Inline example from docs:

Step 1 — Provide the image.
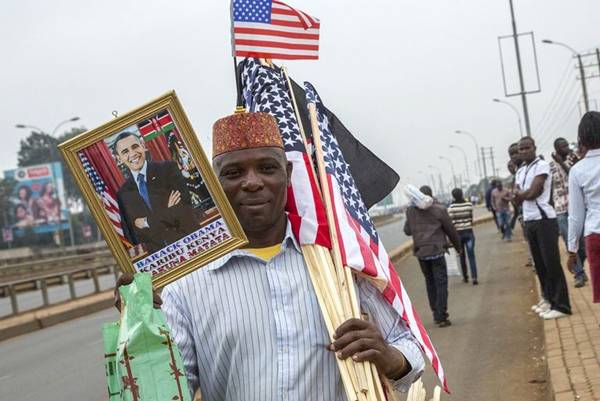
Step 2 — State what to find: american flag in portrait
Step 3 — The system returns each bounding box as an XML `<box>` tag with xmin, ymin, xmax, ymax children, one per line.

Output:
<box><xmin>231</xmin><ymin>0</ymin><xmax>320</xmax><ymax>60</ymax></box>
<box><xmin>304</xmin><ymin>82</ymin><xmax>449</xmax><ymax>393</ymax></box>
<box><xmin>78</xmin><ymin>151</ymin><xmax>129</xmax><ymax>246</ymax></box>
<box><xmin>240</xmin><ymin>58</ymin><xmax>330</xmax><ymax>247</ymax></box>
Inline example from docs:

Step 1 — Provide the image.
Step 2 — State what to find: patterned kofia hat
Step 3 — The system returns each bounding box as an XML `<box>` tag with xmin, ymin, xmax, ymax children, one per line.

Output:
<box><xmin>212</xmin><ymin>112</ymin><xmax>283</xmax><ymax>158</ymax></box>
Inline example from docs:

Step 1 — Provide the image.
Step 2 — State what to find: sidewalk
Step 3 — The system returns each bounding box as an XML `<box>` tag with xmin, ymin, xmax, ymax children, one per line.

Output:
<box><xmin>544</xmin><ymin>261</ymin><xmax>600</xmax><ymax>401</ymax></box>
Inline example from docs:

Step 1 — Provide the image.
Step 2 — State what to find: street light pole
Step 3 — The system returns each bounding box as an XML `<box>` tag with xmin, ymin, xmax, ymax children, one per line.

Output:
<box><xmin>449</xmin><ymin>145</ymin><xmax>470</xmax><ymax>186</ymax></box>
<box><xmin>439</xmin><ymin>155</ymin><xmax>458</xmax><ymax>189</ymax></box>
<box><xmin>455</xmin><ymin>130</ymin><xmax>482</xmax><ymax>181</ymax></box>
<box><xmin>492</xmin><ymin>98</ymin><xmax>524</xmax><ymax>137</ymax></box>
<box><xmin>508</xmin><ymin>0</ymin><xmax>532</xmax><ymax>137</ymax></box>
<box><xmin>542</xmin><ymin>39</ymin><xmax>589</xmax><ymax>113</ymax></box>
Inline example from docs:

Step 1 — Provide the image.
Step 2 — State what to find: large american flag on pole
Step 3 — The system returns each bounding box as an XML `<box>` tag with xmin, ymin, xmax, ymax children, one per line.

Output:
<box><xmin>78</xmin><ymin>151</ymin><xmax>128</xmax><ymax>245</ymax></box>
<box><xmin>232</xmin><ymin>0</ymin><xmax>320</xmax><ymax>60</ymax></box>
<box><xmin>240</xmin><ymin>58</ymin><xmax>330</xmax><ymax>247</ymax></box>
<box><xmin>304</xmin><ymin>82</ymin><xmax>449</xmax><ymax>393</ymax></box>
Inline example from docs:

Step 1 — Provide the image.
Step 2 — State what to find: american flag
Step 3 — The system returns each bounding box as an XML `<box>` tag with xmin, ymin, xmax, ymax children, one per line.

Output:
<box><xmin>304</xmin><ymin>82</ymin><xmax>449</xmax><ymax>393</ymax></box>
<box><xmin>240</xmin><ymin>58</ymin><xmax>330</xmax><ymax>247</ymax></box>
<box><xmin>232</xmin><ymin>0</ymin><xmax>320</xmax><ymax>60</ymax></box>
<box><xmin>78</xmin><ymin>151</ymin><xmax>128</xmax><ymax>244</ymax></box>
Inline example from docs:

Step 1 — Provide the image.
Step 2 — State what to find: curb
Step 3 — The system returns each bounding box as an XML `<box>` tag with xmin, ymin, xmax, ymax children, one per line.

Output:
<box><xmin>388</xmin><ymin>214</ymin><xmax>494</xmax><ymax>262</ymax></box>
<box><xmin>0</xmin><ymin>291</ymin><xmax>113</xmax><ymax>342</ymax></box>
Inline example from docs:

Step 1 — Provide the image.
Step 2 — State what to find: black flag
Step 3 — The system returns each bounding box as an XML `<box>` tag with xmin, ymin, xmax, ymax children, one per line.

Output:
<box><xmin>290</xmin><ymin>79</ymin><xmax>399</xmax><ymax>209</ymax></box>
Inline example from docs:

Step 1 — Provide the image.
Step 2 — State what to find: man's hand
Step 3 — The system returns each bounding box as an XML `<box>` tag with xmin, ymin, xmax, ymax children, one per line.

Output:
<box><xmin>134</xmin><ymin>217</ymin><xmax>148</xmax><ymax>229</ymax></box>
<box><xmin>328</xmin><ymin>318</ymin><xmax>409</xmax><ymax>380</ymax></box>
<box><xmin>567</xmin><ymin>253</ymin><xmax>578</xmax><ymax>274</ymax></box>
<box><xmin>167</xmin><ymin>190</ymin><xmax>181</xmax><ymax>208</ymax></box>
<box><xmin>114</xmin><ymin>273</ymin><xmax>163</xmax><ymax>312</ymax></box>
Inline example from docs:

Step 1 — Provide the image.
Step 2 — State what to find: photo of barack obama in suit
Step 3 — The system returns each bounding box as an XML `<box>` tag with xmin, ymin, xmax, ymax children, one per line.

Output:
<box><xmin>113</xmin><ymin>132</ymin><xmax>199</xmax><ymax>254</ymax></box>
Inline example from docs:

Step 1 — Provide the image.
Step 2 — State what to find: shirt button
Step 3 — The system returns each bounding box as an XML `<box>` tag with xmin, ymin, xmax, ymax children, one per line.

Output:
<box><xmin>282</xmin><ymin>347</ymin><xmax>288</xmax><ymax>353</ymax></box>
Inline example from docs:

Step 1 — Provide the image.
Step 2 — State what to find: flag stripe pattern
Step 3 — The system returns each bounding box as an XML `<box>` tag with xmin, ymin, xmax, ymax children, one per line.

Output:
<box><xmin>232</xmin><ymin>0</ymin><xmax>320</xmax><ymax>60</ymax></box>
<box><xmin>304</xmin><ymin>82</ymin><xmax>449</xmax><ymax>393</ymax></box>
<box><xmin>138</xmin><ymin>111</ymin><xmax>175</xmax><ymax>141</ymax></box>
<box><xmin>240</xmin><ymin>58</ymin><xmax>330</xmax><ymax>248</ymax></box>
<box><xmin>78</xmin><ymin>151</ymin><xmax>127</xmax><ymax>242</ymax></box>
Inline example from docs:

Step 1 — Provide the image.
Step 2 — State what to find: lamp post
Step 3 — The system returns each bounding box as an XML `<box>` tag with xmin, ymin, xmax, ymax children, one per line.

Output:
<box><xmin>449</xmin><ymin>144</ymin><xmax>470</xmax><ymax>186</ymax></box>
<box><xmin>15</xmin><ymin>117</ymin><xmax>80</xmax><ymax>248</ymax></box>
<box><xmin>492</xmin><ymin>98</ymin><xmax>524</xmax><ymax>137</ymax></box>
<box><xmin>439</xmin><ymin>155</ymin><xmax>458</xmax><ymax>189</ymax></box>
<box><xmin>542</xmin><ymin>39</ymin><xmax>589</xmax><ymax>112</ymax></box>
<box><xmin>454</xmin><ymin>130</ymin><xmax>482</xmax><ymax>181</ymax></box>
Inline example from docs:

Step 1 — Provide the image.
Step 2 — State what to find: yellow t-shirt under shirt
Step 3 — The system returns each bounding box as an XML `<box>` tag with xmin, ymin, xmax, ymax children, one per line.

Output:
<box><xmin>245</xmin><ymin>244</ymin><xmax>281</xmax><ymax>261</ymax></box>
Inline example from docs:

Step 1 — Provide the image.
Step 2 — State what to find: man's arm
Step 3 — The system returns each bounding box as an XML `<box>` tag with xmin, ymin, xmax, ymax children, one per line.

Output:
<box><xmin>403</xmin><ymin>211</ymin><xmax>412</xmax><ymax>236</ymax></box>
<box><xmin>330</xmin><ymin>279</ymin><xmax>425</xmax><ymax>393</ymax></box>
<box><xmin>161</xmin><ymin>284</ymin><xmax>200</xmax><ymax>398</ymax></box>
<box><xmin>515</xmin><ymin>174</ymin><xmax>547</xmax><ymax>203</ymax></box>
<box><xmin>440</xmin><ymin>208</ymin><xmax>461</xmax><ymax>251</ymax></box>
<box><xmin>567</xmin><ymin>171</ymin><xmax>585</xmax><ymax>253</ymax></box>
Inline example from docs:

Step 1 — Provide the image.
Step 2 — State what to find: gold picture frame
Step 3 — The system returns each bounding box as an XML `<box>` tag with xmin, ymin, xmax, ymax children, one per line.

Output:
<box><xmin>59</xmin><ymin>91</ymin><xmax>247</xmax><ymax>288</ymax></box>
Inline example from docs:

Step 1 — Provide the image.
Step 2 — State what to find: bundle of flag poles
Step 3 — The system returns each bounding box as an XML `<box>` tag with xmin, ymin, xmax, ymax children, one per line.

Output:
<box><xmin>280</xmin><ymin>62</ymin><xmax>388</xmax><ymax>401</ymax></box>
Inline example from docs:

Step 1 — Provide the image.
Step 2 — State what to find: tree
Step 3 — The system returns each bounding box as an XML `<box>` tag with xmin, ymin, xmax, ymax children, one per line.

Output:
<box><xmin>17</xmin><ymin>126</ymin><xmax>87</xmax><ymax>200</ymax></box>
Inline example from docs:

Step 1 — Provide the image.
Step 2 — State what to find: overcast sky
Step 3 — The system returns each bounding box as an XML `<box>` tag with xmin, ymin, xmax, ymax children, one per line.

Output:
<box><xmin>2</xmin><ymin>0</ymin><xmax>600</xmax><ymax>195</ymax></box>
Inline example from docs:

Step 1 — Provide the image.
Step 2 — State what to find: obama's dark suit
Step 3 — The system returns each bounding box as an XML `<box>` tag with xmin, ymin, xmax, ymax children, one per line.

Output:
<box><xmin>117</xmin><ymin>161</ymin><xmax>198</xmax><ymax>254</ymax></box>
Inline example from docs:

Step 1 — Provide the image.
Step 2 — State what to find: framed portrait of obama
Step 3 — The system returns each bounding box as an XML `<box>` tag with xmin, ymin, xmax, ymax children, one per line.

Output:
<box><xmin>59</xmin><ymin>91</ymin><xmax>247</xmax><ymax>288</ymax></box>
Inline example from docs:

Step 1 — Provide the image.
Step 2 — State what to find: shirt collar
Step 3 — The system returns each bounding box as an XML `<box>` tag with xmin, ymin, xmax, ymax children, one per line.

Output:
<box><xmin>131</xmin><ymin>161</ymin><xmax>148</xmax><ymax>182</ymax></box>
<box><xmin>585</xmin><ymin>149</ymin><xmax>600</xmax><ymax>158</ymax></box>
<box><xmin>205</xmin><ymin>217</ymin><xmax>301</xmax><ymax>271</ymax></box>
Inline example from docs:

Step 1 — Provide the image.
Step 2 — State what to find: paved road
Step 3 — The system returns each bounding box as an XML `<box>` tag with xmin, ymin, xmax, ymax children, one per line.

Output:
<box><xmin>396</xmin><ymin>223</ymin><xmax>547</xmax><ymax>401</ymax></box>
<box><xmin>0</xmin><ymin>308</ymin><xmax>117</xmax><ymax>401</ymax></box>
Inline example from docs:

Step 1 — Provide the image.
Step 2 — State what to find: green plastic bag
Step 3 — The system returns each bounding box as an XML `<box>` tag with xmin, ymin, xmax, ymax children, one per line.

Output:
<box><xmin>102</xmin><ymin>273</ymin><xmax>191</xmax><ymax>401</ymax></box>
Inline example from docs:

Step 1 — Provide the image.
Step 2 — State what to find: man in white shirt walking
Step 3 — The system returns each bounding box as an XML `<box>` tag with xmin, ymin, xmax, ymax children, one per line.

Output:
<box><xmin>568</xmin><ymin>111</ymin><xmax>600</xmax><ymax>303</ymax></box>
<box><xmin>514</xmin><ymin>136</ymin><xmax>571</xmax><ymax>320</ymax></box>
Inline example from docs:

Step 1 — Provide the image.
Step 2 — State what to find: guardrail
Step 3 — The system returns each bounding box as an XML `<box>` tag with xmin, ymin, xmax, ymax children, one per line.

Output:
<box><xmin>0</xmin><ymin>250</ymin><xmax>113</xmax><ymax>282</ymax></box>
<box><xmin>0</xmin><ymin>263</ymin><xmax>118</xmax><ymax>316</ymax></box>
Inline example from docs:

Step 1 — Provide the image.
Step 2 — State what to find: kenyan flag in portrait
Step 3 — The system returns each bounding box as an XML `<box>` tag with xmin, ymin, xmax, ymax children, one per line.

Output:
<box><xmin>137</xmin><ymin>110</ymin><xmax>175</xmax><ymax>141</ymax></box>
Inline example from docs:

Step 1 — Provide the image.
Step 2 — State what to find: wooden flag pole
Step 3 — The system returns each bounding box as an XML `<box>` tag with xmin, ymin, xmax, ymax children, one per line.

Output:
<box><xmin>307</xmin><ymin>101</ymin><xmax>384</xmax><ymax>400</ymax></box>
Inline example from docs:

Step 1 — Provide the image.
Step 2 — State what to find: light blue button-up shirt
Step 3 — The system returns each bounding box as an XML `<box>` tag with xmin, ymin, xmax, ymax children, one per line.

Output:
<box><xmin>568</xmin><ymin>148</ymin><xmax>600</xmax><ymax>252</ymax></box>
<box><xmin>162</xmin><ymin>222</ymin><xmax>425</xmax><ymax>401</ymax></box>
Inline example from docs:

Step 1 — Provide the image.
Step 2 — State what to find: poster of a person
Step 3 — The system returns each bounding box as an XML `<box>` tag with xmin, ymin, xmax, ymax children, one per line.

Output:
<box><xmin>59</xmin><ymin>92</ymin><xmax>246</xmax><ymax>288</ymax></box>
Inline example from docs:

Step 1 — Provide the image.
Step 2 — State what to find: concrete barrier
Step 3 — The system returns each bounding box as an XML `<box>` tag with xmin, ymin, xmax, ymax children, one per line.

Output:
<box><xmin>0</xmin><ymin>290</ymin><xmax>113</xmax><ymax>342</ymax></box>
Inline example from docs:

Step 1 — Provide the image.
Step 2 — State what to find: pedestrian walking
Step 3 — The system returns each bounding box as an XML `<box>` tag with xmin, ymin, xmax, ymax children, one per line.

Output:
<box><xmin>491</xmin><ymin>182</ymin><xmax>513</xmax><ymax>241</ymax></box>
<box><xmin>485</xmin><ymin>180</ymin><xmax>500</xmax><ymax>231</ymax></box>
<box><xmin>568</xmin><ymin>111</ymin><xmax>600</xmax><ymax>303</ymax></box>
<box><xmin>550</xmin><ymin>137</ymin><xmax>588</xmax><ymax>288</ymax></box>
<box><xmin>404</xmin><ymin>186</ymin><xmax>462</xmax><ymax>327</ymax></box>
<box><xmin>514</xmin><ymin>136</ymin><xmax>571</xmax><ymax>320</ymax></box>
<box><xmin>448</xmin><ymin>188</ymin><xmax>479</xmax><ymax>284</ymax></box>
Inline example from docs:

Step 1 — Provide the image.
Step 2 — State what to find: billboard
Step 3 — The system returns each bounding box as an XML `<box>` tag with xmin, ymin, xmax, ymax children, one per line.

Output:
<box><xmin>4</xmin><ymin>163</ymin><xmax>69</xmax><ymax>236</ymax></box>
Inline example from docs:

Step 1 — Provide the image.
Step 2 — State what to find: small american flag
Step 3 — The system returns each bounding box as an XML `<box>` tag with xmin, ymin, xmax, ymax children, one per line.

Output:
<box><xmin>304</xmin><ymin>82</ymin><xmax>449</xmax><ymax>393</ymax></box>
<box><xmin>78</xmin><ymin>151</ymin><xmax>128</xmax><ymax>244</ymax></box>
<box><xmin>232</xmin><ymin>0</ymin><xmax>320</xmax><ymax>60</ymax></box>
<box><xmin>240</xmin><ymin>58</ymin><xmax>330</xmax><ymax>246</ymax></box>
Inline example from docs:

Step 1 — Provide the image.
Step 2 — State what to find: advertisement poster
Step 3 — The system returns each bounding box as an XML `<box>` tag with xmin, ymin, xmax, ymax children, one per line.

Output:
<box><xmin>4</xmin><ymin>162</ymin><xmax>70</xmax><ymax>236</ymax></box>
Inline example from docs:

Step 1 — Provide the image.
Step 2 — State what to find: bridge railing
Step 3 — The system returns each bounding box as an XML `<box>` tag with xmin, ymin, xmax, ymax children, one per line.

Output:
<box><xmin>0</xmin><ymin>262</ymin><xmax>118</xmax><ymax>317</ymax></box>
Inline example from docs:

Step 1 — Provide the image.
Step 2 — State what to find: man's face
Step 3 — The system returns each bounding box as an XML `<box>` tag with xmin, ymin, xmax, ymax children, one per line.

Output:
<box><xmin>518</xmin><ymin>139</ymin><xmax>536</xmax><ymax>164</ymax></box>
<box><xmin>555</xmin><ymin>140</ymin><xmax>570</xmax><ymax>158</ymax></box>
<box><xmin>213</xmin><ymin>147</ymin><xmax>291</xmax><ymax>234</ymax></box>
<box><xmin>497</xmin><ymin>183</ymin><xmax>503</xmax><ymax>191</ymax></box>
<box><xmin>115</xmin><ymin>135</ymin><xmax>146</xmax><ymax>172</ymax></box>
<box><xmin>509</xmin><ymin>145</ymin><xmax>522</xmax><ymax>166</ymax></box>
